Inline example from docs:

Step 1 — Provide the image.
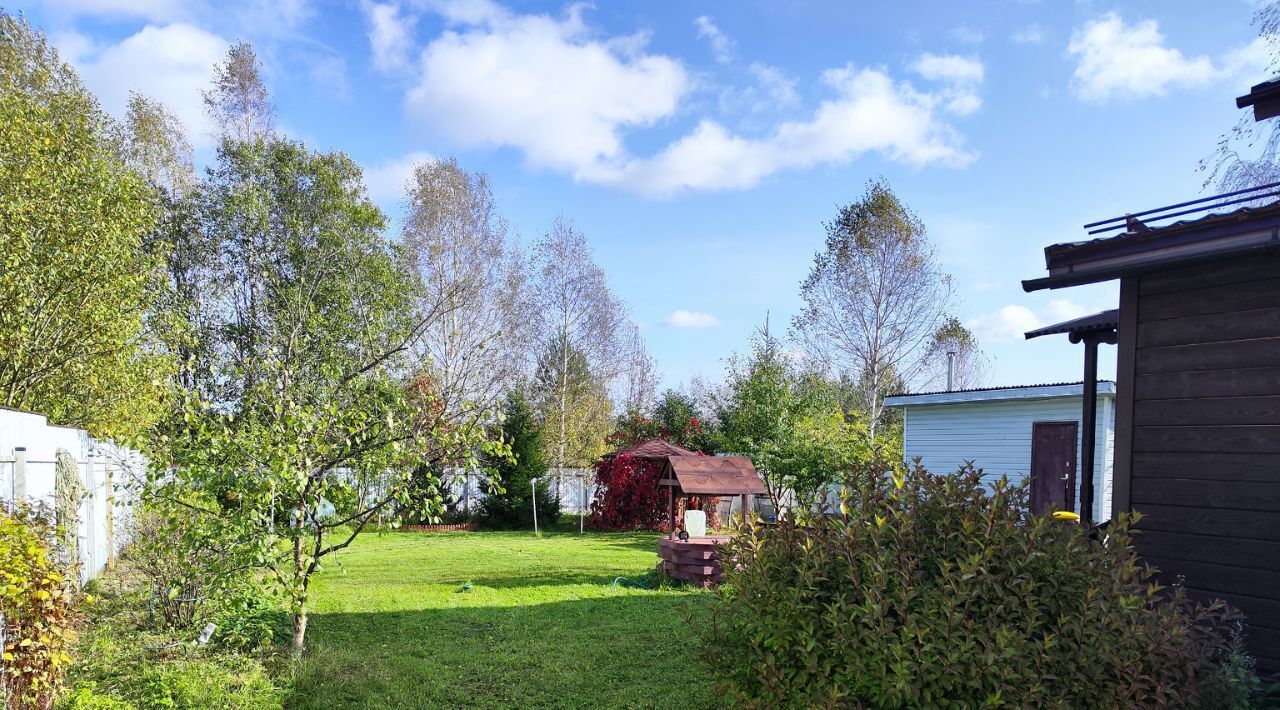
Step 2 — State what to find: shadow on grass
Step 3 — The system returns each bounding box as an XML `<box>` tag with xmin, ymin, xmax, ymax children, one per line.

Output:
<box><xmin>286</xmin><ymin>595</ymin><xmax>720</xmax><ymax>710</ymax></box>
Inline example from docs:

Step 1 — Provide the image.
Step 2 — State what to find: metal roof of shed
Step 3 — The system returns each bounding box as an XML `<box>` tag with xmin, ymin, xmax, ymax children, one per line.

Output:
<box><xmin>1024</xmin><ymin>309</ymin><xmax>1118</xmax><ymax>340</ymax></box>
<box><xmin>884</xmin><ymin>381</ymin><xmax>1115</xmax><ymax>407</ymax></box>
<box><xmin>1023</xmin><ymin>185</ymin><xmax>1280</xmax><ymax>291</ymax></box>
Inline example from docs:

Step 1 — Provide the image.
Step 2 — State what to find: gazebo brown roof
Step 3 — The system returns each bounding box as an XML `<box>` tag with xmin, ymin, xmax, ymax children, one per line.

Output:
<box><xmin>602</xmin><ymin>438</ymin><xmax>696</xmax><ymax>460</ymax></box>
<box><xmin>661</xmin><ymin>455</ymin><xmax>765</xmax><ymax>496</ymax></box>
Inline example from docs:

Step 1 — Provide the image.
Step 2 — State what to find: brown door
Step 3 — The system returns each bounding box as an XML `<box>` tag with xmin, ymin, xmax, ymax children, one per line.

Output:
<box><xmin>1030</xmin><ymin>421</ymin><xmax>1077</xmax><ymax>515</ymax></box>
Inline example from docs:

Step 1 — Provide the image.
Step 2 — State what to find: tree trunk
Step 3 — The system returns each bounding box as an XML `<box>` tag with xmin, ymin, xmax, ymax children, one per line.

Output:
<box><xmin>292</xmin><ymin>608</ymin><xmax>308</xmax><ymax>655</ymax></box>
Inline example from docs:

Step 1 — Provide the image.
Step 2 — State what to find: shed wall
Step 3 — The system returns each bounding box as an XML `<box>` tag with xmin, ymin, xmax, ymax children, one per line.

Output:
<box><xmin>1122</xmin><ymin>252</ymin><xmax>1280</xmax><ymax>672</ymax></box>
<box><xmin>902</xmin><ymin>395</ymin><xmax>1114</xmax><ymax>521</ymax></box>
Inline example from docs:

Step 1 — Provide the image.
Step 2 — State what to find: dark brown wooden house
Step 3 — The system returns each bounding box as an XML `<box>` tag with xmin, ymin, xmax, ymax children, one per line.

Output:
<box><xmin>1023</xmin><ymin>186</ymin><xmax>1280</xmax><ymax>673</ymax></box>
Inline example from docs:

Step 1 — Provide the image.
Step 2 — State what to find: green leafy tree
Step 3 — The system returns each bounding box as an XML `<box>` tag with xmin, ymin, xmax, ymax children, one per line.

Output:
<box><xmin>476</xmin><ymin>392</ymin><xmax>559</xmax><ymax>529</ymax></box>
<box><xmin>0</xmin><ymin>13</ymin><xmax>170</xmax><ymax>438</ymax></box>
<box><xmin>714</xmin><ymin>326</ymin><xmax>885</xmax><ymax>502</ymax></box>
<box><xmin>922</xmin><ymin>316</ymin><xmax>989</xmax><ymax>391</ymax></box>
<box><xmin>152</xmin><ymin>138</ymin><xmax>503</xmax><ymax>654</ymax></box>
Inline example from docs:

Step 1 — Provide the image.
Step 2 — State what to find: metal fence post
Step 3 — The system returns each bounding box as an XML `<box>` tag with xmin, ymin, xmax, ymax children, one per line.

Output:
<box><xmin>531</xmin><ymin>477</ymin><xmax>539</xmax><ymax>537</ymax></box>
<box><xmin>13</xmin><ymin>447</ymin><xmax>26</xmax><ymax>500</ymax></box>
<box><xmin>106</xmin><ymin>465</ymin><xmax>116</xmax><ymax>570</ymax></box>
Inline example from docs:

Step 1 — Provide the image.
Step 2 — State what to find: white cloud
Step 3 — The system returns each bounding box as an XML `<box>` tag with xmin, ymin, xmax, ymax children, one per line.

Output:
<box><xmin>1068</xmin><ymin>13</ymin><xmax>1217</xmax><ymax>102</ymax></box>
<box><xmin>362</xmin><ymin>0</ymin><xmax>415</xmax><ymax>73</ymax></box>
<box><xmin>363</xmin><ymin>150</ymin><xmax>435</xmax><ymax>207</ymax></box>
<box><xmin>38</xmin><ymin>0</ymin><xmax>189</xmax><ymax>21</ymax></box>
<box><xmin>585</xmin><ymin>63</ymin><xmax>979</xmax><ymax>196</ymax></box>
<box><xmin>404</xmin><ymin>4</ymin><xmax>980</xmax><ymax>197</ymax></box>
<box><xmin>912</xmin><ymin>53</ymin><xmax>984</xmax><ymax>84</ymax></box>
<box><xmin>406</xmin><ymin>4</ymin><xmax>690</xmax><ymax>174</ymax></box>
<box><xmin>663</xmin><ymin>310</ymin><xmax>719</xmax><ymax>328</ymax></box>
<box><xmin>1012</xmin><ymin>24</ymin><xmax>1044</xmax><ymax>45</ymax></box>
<box><xmin>694</xmin><ymin>15</ymin><xmax>735</xmax><ymax>64</ymax></box>
<box><xmin>64</xmin><ymin>23</ymin><xmax>228</xmax><ymax>146</ymax></box>
<box><xmin>750</xmin><ymin>63</ymin><xmax>798</xmax><ymax>107</ymax></box>
<box><xmin>910</xmin><ymin>53</ymin><xmax>983</xmax><ymax>116</ymax></box>
<box><xmin>967</xmin><ymin>305</ymin><xmax>1041</xmax><ymax>343</ymax></box>
<box><xmin>968</xmin><ymin>298</ymin><xmax>1093</xmax><ymax>343</ymax></box>
<box><xmin>1041</xmin><ymin>298</ymin><xmax>1090</xmax><ymax>323</ymax></box>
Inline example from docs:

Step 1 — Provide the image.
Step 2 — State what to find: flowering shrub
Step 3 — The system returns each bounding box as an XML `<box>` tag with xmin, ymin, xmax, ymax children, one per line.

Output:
<box><xmin>1</xmin><ymin>503</ymin><xmax>82</xmax><ymax>709</ymax></box>
<box><xmin>697</xmin><ymin>461</ymin><xmax>1244</xmax><ymax>707</ymax></box>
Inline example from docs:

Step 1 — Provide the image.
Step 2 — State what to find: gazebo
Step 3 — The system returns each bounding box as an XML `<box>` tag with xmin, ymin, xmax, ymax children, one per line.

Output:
<box><xmin>656</xmin><ymin>453</ymin><xmax>765</xmax><ymax>587</ymax></box>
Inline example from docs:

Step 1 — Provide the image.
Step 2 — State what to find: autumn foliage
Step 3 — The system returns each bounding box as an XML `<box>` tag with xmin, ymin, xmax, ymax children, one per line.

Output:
<box><xmin>1</xmin><ymin>504</ymin><xmax>82</xmax><ymax>709</ymax></box>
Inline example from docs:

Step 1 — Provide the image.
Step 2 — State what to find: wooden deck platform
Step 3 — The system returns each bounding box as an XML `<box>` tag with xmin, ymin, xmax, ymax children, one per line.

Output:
<box><xmin>657</xmin><ymin>536</ymin><xmax>729</xmax><ymax>588</ymax></box>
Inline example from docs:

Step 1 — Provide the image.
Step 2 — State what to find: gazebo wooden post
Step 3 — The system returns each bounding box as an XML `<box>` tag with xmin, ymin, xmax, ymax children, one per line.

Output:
<box><xmin>667</xmin><ymin>486</ymin><xmax>677</xmax><ymax>540</ymax></box>
<box><xmin>741</xmin><ymin>493</ymin><xmax>748</xmax><ymax>525</ymax></box>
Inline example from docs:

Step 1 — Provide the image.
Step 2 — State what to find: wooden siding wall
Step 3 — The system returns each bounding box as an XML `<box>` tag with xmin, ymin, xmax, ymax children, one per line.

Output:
<box><xmin>902</xmin><ymin>395</ymin><xmax>1115</xmax><ymax>521</ymax></box>
<box><xmin>1126</xmin><ymin>253</ymin><xmax>1280</xmax><ymax>672</ymax></box>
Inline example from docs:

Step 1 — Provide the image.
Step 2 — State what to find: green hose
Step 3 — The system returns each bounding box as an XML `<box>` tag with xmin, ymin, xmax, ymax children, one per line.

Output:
<box><xmin>611</xmin><ymin>576</ymin><xmax>650</xmax><ymax>590</ymax></box>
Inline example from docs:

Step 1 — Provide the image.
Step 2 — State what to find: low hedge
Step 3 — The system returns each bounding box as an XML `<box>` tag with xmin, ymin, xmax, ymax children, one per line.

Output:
<box><xmin>698</xmin><ymin>461</ymin><xmax>1250</xmax><ymax>708</ymax></box>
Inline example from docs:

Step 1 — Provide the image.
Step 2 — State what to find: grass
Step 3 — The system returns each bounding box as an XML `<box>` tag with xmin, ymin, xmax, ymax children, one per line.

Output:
<box><xmin>287</xmin><ymin>526</ymin><xmax>721</xmax><ymax>709</ymax></box>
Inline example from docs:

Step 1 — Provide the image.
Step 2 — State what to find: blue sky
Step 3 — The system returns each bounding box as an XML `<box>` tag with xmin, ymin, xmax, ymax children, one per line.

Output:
<box><xmin>16</xmin><ymin>0</ymin><xmax>1272</xmax><ymax>391</ymax></box>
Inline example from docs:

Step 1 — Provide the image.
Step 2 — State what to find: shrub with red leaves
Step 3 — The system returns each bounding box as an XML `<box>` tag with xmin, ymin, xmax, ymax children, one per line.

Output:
<box><xmin>589</xmin><ymin>451</ymin><xmax>721</xmax><ymax>531</ymax></box>
<box><xmin>589</xmin><ymin>453</ymin><xmax>666</xmax><ymax>530</ymax></box>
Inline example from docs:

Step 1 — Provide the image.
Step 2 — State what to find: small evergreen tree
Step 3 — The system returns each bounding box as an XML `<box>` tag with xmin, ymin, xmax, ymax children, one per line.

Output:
<box><xmin>477</xmin><ymin>392</ymin><xmax>560</xmax><ymax>529</ymax></box>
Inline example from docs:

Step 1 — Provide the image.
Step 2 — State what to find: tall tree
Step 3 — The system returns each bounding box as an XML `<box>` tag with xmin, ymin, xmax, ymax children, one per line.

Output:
<box><xmin>0</xmin><ymin>13</ymin><xmax>170</xmax><ymax>437</ymax></box>
<box><xmin>202</xmin><ymin>40</ymin><xmax>275</xmax><ymax>143</ymax></box>
<box><xmin>793</xmin><ymin>178</ymin><xmax>953</xmax><ymax>437</ymax></box>
<box><xmin>618</xmin><ymin>325</ymin><xmax>657</xmax><ymax>418</ymax></box>
<box><xmin>528</xmin><ymin>218</ymin><xmax>628</xmax><ymax>496</ymax></box>
<box><xmin>123</xmin><ymin>92</ymin><xmax>216</xmax><ymax>395</ymax></box>
<box><xmin>475</xmin><ymin>391</ymin><xmax>559</xmax><ymax>529</ymax></box>
<box><xmin>401</xmin><ymin>157</ymin><xmax>528</xmax><ymax>420</ymax></box>
<box><xmin>155</xmin><ymin>139</ymin><xmax>501</xmax><ymax>654</ymax></box>
<box><xmin>922</xmin><ymin>316</ymin><xmax>989</xmax><ymax>391</ymax></box>
<box><xmin>530</xmin><ymin>334</ymin><xmax>613</xmax><ymax>485</ymax></box>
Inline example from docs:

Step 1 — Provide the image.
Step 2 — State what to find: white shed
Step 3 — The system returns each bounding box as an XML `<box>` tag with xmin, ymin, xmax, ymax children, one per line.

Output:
<box><xmin>884</xmin><ymin>382</ymin><xmax>1115</xmax><ymax>522</ymax></box>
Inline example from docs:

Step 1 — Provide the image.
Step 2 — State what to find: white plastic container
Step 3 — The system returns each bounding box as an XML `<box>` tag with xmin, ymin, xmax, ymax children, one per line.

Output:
<box><xmin>684</xmin><ymin>509</ymin><xmax>707</xmax><ymax>538</ymax></box>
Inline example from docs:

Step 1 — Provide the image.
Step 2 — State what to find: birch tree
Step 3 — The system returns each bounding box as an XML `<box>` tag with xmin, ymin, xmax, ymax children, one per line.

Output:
<box><xmin>618</xmin><ymin>325</ymin><xmax>657</xmax><ymax>417</ymax></box>
<box><xmin>792</xmin><ymin>178</ymin><xmax>953</xmax><ymax>437</ymax></box>
<box><xmin>528</xmin><ymin>218</ymin><xmax>628</xmax><ymax>497</ymax></box>
<box><xmin>123</xmin><ymin>93</ymin><xmax>218</xmax><ymax>395</ymax></box>
<box><xmin>1202</xmin><ymin>2</ymin><xmax>1280</xmax><ymax>192</ymax></box>
<box><xmin>202</xmin><ymin>40</ymin><xmax>275</xmax><ymax>143</ymax></box>
<box><xmin>402</xmin><ymin>157</ymin><xmax>528</xmax><ymax>421</ymax></box>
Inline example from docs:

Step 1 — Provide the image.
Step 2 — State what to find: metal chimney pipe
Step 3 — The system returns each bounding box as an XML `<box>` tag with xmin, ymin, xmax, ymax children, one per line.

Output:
<box><xmin>946</xmin><ymin>351</ymin><xmax>957</xmax><ymax>391</ymax></box>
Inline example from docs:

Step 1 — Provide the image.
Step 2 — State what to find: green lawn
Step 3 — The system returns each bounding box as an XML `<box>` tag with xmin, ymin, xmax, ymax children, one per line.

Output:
<box><xmin>288</xmin><ymin>528</ymin><xmax>721</xmax><ymax>709</ymax></box>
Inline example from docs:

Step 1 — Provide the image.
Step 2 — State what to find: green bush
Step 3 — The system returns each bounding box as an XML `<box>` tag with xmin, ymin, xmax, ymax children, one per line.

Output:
<box><xmin>698</xmin><ymin>461</ymin><xmax>1246</xmax><ymax>708</ymax></box>
<box><xmin>2</xmin><ymin>503</ymin><xmax>82</xmax><ymax>710</ymax></box>
<box><xmin>62</xmin><ymin>580</ymin><xmax>283</xmax><ymax>710</ymax></box>
<box><xmin>475</xmin><ymin>391</ymin><xmax>559</xmax><ymax>529</ymax></box>
<box><xmin>206</xmin><ymin>581</ymin><xmax>284</xmax><ymax>653</ymax></box>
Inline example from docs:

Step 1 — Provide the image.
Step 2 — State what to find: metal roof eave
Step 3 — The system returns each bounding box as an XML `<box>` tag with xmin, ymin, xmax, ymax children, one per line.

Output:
<box><xmin>884</xmin><ymin>382</ymin><xmax>1116</xmax><ymax>407</ymax></box>
<box><xmin>1023</xmin><ymin>239</ymin><xmax>1280</xmax><ymax>292</ymax></box>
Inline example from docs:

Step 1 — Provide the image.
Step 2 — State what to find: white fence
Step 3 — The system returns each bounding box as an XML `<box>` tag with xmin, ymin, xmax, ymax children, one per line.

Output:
<box><xmin>444</xmin><ymin>467</ymin><xmax>597</xmax><ymax>516</ymax></box>
<box><xmin>0</xmin><ymin>407</ymin><xmax>143</xmax><ymax>585</ymax></box>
